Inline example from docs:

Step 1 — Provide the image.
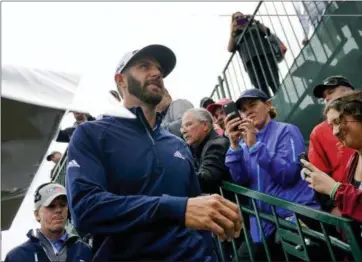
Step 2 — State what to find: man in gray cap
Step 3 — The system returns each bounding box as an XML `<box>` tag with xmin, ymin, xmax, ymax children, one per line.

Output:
<box><xmin>5</xmin><ymin>183</ymin><xmax>92</xmax><ymax>262</ymax></box>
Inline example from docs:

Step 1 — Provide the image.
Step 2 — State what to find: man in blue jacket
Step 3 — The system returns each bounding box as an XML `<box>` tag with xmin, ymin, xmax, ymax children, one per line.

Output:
<box><xmin>66</xmin><ymin>44</ymin><xmax>242</xmax><ymax>261</ymax></box>
<box><xmin>5</xmin><ymin>183</ymin><xmax>92</xmax><ymax>262</ymax></box>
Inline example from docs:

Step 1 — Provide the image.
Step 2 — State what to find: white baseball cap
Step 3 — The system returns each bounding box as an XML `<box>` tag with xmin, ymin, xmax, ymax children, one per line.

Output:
<box><xmin>34</xmin><ymin>183</ymin><xmax>67</xmax><ymax>210</ymax></box>
<box><xmin>115</xmin><ymin>44</ymin><xmax>176</xmax><ymax>78</ymax></box>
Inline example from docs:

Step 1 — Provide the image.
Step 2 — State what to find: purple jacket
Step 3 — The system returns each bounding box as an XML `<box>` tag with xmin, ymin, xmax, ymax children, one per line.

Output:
<box><xmin>225</xmin><ymin>120</ymin><xmax>319</xmax><ymax>243</ymax></box>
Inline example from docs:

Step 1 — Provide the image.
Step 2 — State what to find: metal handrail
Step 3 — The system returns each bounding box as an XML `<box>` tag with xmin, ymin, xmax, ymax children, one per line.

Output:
<box><xmin>215</xmin><ymin>182</ymin><xmax>362</xmax><ymax>262</ymax></box>
<box><xmin>51</xmin><ymin>150</ymin><xmax>68</xmax><ymax>184</ymax></box>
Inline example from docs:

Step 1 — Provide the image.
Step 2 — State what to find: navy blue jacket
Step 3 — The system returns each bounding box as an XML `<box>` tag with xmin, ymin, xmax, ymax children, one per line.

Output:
<box><xmin>5</xmin><ymin>229</ymin><xmax>92</xmax><ymax>262</ymax></box>
<box><xmin>66</xmin><ymin>107</ymin><xmax>216</xmax><ymax>261</ymax></box>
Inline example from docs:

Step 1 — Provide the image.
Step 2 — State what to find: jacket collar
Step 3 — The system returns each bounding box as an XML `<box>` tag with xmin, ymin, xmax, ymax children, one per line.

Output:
<box><xmin>256</xmin><ymin>119</ymin><xmax>275</xmax><ymax>137</ymax></box>
<box><xmin>27</xmin><ymin>228</ymin><xmax>78</xmax><ymax>243</ymax></box>
<box><xmin>128</xmin><ymin>106</ymin><xmax>163</xmax><ymax>130</ymax></box>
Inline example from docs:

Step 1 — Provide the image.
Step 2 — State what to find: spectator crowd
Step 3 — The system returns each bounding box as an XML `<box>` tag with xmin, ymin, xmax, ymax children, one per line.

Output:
<box><xmin>5</xmin><ymin>4</ymin><xmax>362</xmax><ymax>262</ymax></box>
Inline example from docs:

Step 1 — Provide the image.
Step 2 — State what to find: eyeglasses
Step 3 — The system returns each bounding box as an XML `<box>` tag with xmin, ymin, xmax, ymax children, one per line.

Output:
<box><xmin>328</xmin><ymin>120</ymin><xmax>360</xmax><ymax>131</ymax></box>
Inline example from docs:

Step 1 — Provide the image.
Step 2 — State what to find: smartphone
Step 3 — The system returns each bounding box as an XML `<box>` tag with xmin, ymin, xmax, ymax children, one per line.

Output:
<box><xmin>299</xmin><ymin>152</ymin><xmax>310</xmax><ymax>179</ymax></box>
<box><xmin>299</xmin><ymin>152</ymin><xmax>309</xmax><ymax>162</ymax></box>
<box><xmin>222</xmin><ymin>101</ymin><xmax>241</xmax><ymax>121</ymax></box>
<box><xmin>236</xmin><ymin>17</ymin><xmax>249</xmax><ymax>25</ymax></box>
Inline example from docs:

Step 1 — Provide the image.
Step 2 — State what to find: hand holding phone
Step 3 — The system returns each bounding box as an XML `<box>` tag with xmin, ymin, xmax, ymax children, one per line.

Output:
<box><xmin>299</xmin><ymin>152</ymin><xmax>311</xmax><ymax>180</ymax></box>
<box><xmin>222</xmin><ymin>101</ymin><xmax>242</xmax><ymax>148</ymax></box>
<box><xmin>222</xmin><ymin>101</ymin><xmax>241</xmax><ymax>122</ymax></box>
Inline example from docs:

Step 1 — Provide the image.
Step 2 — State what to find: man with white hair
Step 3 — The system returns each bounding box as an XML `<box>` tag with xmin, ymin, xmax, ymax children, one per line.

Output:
<box><xmin>181</xmin><ymin>108</ymin><xmax>231</xmax><ymax>194</ymax></box>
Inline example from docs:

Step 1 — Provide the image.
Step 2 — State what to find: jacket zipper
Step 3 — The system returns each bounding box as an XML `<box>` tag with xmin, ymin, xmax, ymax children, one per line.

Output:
<box><xmin>137</xmin><ymin>109</ymin><xmax>160</xmax><ymax>166</ymax></box>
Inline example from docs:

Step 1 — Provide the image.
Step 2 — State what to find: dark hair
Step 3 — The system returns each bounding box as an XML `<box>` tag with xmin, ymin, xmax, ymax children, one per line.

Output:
<box><xmin>324</xmin><ymin>90</ymin><xmax>362</xmax><ymax>122</ymax></box>
<box><xmin>232</xmin><ymin>11</ymin><xmax>242</xmax><ymax>21</ymax></box>
<box><xmin>200</xmin><ymin>97</ymin><xmax>214</xmax><ymax>108</ymax></box>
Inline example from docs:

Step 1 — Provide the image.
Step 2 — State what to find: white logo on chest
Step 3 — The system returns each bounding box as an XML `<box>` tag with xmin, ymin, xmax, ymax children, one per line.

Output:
<box><xmin>173</xmin><ymin>150</ymin><xmax>185</xmax><ymax>160</ymax></box>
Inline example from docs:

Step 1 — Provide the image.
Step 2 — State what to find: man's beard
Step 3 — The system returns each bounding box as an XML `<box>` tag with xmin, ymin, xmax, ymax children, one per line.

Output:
<box><xmin>127</xmin><ymin>74</ymin><xmax>163</xmax><ymax>106</ymax></box>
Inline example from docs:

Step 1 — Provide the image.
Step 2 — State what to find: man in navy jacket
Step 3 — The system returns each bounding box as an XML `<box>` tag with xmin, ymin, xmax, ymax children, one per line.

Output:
<box><xmin>5</xmin><ymin>183</ymin><xmax>92</xmax><ymax>262</ymax></box>
<box><xmin>65</xmin><ymin>44</ymin><xmax>242</xmax><ymax>261</ymax></box>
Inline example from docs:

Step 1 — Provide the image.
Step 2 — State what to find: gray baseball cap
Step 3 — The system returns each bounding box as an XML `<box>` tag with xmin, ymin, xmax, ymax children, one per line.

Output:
<box><xmin>34</xmin><ymin>183</ymin><xmax>67</xmax><ymax>210</ymax></box>
<box><xmin>114</xmin><ymin>44</ymin><xmax>176</xmax><ymax>78</ymax></box>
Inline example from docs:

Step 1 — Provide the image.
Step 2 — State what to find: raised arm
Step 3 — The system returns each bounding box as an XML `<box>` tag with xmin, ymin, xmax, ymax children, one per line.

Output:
<box><xmin>225</xmin><ymin>145</ymin><xmax>252</xmax><ymax>186</ymax></box>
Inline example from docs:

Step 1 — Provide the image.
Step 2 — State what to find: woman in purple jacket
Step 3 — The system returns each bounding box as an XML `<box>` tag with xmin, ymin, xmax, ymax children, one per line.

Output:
<box><xmin>224</xmin><ymin>89</ymin><xmax>319</xmax><ymax>261</ymax></box>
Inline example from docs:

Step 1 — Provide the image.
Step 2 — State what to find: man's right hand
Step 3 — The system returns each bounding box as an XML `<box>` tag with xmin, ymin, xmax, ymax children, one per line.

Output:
<box><xmin>185</xmin><ymin>194</ymin><xmax>242</xmax><ymax>241</ymax></box>
<box><xmin>230</xmin><ymin>21</ymin><xmax>243</xmax><ymax>37</ymax></box>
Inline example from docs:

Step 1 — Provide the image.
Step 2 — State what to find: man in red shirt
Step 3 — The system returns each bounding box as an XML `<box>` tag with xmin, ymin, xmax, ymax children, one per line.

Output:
<box><xmin>308</xmin><ymin>76</ymin><xmax>355</xmax><ymax>184</ymax></box>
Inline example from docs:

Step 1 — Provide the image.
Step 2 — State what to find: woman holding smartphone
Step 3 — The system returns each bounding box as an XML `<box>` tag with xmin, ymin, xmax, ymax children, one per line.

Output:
<box><xmin>302</xmin><ymin>90</ymin><xmax>362</xmax><ymax>223</ymax></box>
<box><xmin>224</xmin><ymin>89</ymin><xmax>320</xmax><ymax>261</ymax></box>
<box><xmin>227</xmin><ymin>12</ymin><xmax>280</xmax><ymax>98</ymax></box>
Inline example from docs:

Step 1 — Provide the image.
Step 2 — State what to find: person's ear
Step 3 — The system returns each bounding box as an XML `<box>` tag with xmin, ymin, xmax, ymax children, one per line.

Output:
<box><xmin>34</xmin><ymin>210</ymin><xmax>40</xmax><ymax>223</ymax></box>
<box><xmin>203</xmin><ymin>121</ymin><xmax>209</xmax><ymax>132</ymax></box>
<box><xmin>115</xmin><ymin>73</ymin><xmax>126</xmax><ymax>90</ymax></box>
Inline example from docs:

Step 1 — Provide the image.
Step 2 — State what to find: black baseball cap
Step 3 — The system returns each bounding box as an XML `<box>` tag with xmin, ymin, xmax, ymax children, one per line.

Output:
<box><xmin>235</xmin><ymin>89</ymin><xmax>269</xmax><ymax>108</ymax></box>
<box><xmin>313</xmin><ymin>76</ymin><xmax>354</xmax><ymax>98</ymax></box>
<box><xmin>200</xmin><ymin>97</ymin><xmax>215</xmax><ymax>108</ymax></box>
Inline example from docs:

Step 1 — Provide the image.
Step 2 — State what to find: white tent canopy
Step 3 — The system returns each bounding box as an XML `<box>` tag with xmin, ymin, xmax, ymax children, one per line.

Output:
<box><xmin>2</xmin><ymin>65</ymin><xmax>80</xmax><ymax>112</ymax></box>
<box><xmin>1</xmin><ymin>65</ymin><xmax>81</xmax><ymax>230</ymax></box>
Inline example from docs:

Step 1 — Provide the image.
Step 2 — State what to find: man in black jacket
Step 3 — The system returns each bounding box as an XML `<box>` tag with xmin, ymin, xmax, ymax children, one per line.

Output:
<box><xmin>181</xmin><ymin>108</ymin><xmax>231</xmax><ymax>194</ymax></box>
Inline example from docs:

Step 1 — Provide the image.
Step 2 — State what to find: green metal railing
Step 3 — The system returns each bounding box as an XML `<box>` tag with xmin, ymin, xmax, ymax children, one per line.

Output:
<box><xmin>215</xmin><ymin>182</ymin><xmax>362</xmax><ymax>262</ymax></box>
<box><xmin>51</xmin><ymin>150</ymin><xmax>68</xmax><ymax>186</ymax></box>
